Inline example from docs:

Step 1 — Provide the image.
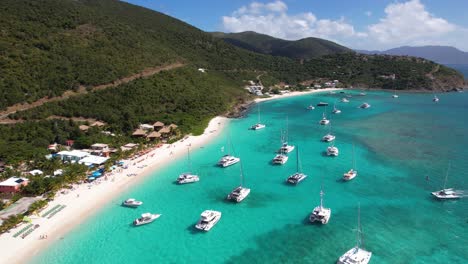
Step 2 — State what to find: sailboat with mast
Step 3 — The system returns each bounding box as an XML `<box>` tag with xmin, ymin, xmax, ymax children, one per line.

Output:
<box><xmin>278</xmin><ymin>117</ymin><xmax>295</xmax><ymax>153</ymax></box>
<box><xmin>309</xmin><ymin>184</ymin><xmax>331</xmax><ymax>224</ymax></box>
<box><xmin>319</xmin><ymin>112</ymin><xmax>330</xmax><ymax>125</ymax></box>
<box><xmin>431</xmin><ymin>163</ymin><xmax>462</xmax><ymax>199</ymax></box>
<box><xmin>217</xmin><ymin>133</ymin><xmax>240</xmax><ymax>168</ymax></box>
<box><xmin>343</xmin><ymin>144</ymin><xmax>357</xmax><ymax>181</ymax></box>
<box><xmin>177</xmin><ymin>147</ymin><xmax>200</xmax><ymax>184</ymax></box>
<box><xmin>322</xmin><ymin>123</ymin><xmax>336</xmax><ymax>142</ymax></box>
<box><xmin>337</xmin><ymin>204</ymin><xmax>372</xmax><ymax>264</ymax></box>
<box><xmin>286</xmin><ymin>146</ymin><xmax>307</xmax><ymax>184</ymax></box>
<box><xmin>250</xmin><ymin>104</ymin><xmax>266</xmax><ymax>130</ymax></box>
<box><xmin>227</xmin><ymin>161</ymin><xmax>251</xmax><ymax>203</ymax></box>
<box><xmin>332</xmin><ymin>103</ymin><xmax>342</xmax><ymax>114</ymax></box>
<box><xmin>327</xmin><ymin>141</ymin><xmax>339</xmax><ymax>156</ymax></box>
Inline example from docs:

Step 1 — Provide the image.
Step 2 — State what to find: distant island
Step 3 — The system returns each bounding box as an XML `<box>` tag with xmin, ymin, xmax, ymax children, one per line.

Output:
<box><xmin>357</xmin><ymin>45</ymin><xmax>468</xmax><ymax>65</ymax></box>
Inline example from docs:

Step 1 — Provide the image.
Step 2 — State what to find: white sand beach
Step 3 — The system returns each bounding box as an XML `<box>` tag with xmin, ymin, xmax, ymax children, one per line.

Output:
<box><xmin>0</xmin><ymin>88</ymin><xmax>342</xmax><ymax>264</ymax></box>
<box><xmin>0</xmin><ymin>116</ymin><xmax>228</xmax><ymax>264</ymax></box>
<box><xmin>254</xmin><ymin>88</ymin><xmax>343</xmax><ymax>103</ymax></box>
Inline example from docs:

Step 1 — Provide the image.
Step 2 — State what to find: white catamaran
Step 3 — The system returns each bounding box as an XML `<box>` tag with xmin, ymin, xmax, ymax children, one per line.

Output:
<box><xmin>278</xmin><ymin>118</ymin><xmax>295</xmax><ymax>154</ymax></box>
<box><xmin>251</xmin><ymin>104</ymin><xmax>266</xmax><ymax>130</ymax></box>
<box><xmin>177</xmin><ymin>147</ymin><xmax>199</xmax><ymax>184</ymax></box>
<box><xmin>217</xmin><ymin>134</ymin><xmax>240</xmax><ymax>168</ymax></box>
<box><xmin>286</xmin><ymin>146</ymin><xmax>307</xmax><ymax>185</ymax></box>
<box><xmin>309</xmin><ymin>187</ymin><xmax>331</xmax><ymax>224</ymax></box>
<box><xmin>337</xmin><ymin>204</ymin><xmax>372</xmax><ymax>264</ymax></box>
<box><xmin>431</xmin><ymin>163</ymin><xmax>463</xmax><ymax>199</ymax></box>
<box><xmin>227</xmin><ymin>161</ymin><xmax>251</xmax><ymax>202</ymax></box>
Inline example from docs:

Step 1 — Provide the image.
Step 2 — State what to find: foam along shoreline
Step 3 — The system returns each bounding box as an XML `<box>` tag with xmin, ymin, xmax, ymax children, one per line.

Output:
<box><xmin>0</xmin><ymin>116</ymin><xmax>229</xmax><ymax>264</ymax></box>
<box><xmin>254</xmin><ymin>88</ymin><xmax>343</xmax><ymax>103</ymax></box>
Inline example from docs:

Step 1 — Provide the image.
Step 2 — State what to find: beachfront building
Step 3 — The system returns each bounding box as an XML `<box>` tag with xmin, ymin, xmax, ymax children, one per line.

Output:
<box><xmin>57</xmin><ymin>150</ymin><xmax>89</xmax><ymax>163</ymax></box>
<box><xmin>132</xmin><ymin>129</ymin><xmax>147</xmax><ymax>138</ymax></box>
<box><xmin>121</xmin><ymin>143</ymin><xmax>138</xmax><ymax>152</ymax></box>
<box><xmin>147</xmin><ymin>131</ymin><xmax>161</xmax><ymax>141</ymax></box>
<box><xmin>247</xmin><ymin>85</ymin><xmax>264</xmax><ymax>96</ymax></box>
<box><xmin>0</xmin><ymin>177</ymin><xmax>29</xmax><ymax>193</ymax></box>
<box><xmin>79</xmin><ymin>125</ymin><xmax>90</xmax><ymax>132</ymax></box>
<box><xmin>78</xmin><ymin>155</ymin><xmax>109</xmax><ymax>166</ymax></box>
<box><xmin>29</xmin><ymin>169</ymin><xmax>43</xmax><ymax>176</ymax></box>
<box><xmin>153</xmin><ymin>121</ymin><xmax>165</xmax><ymax>131</ymax></box>
<box><xmin>139</xmin><ymin>124</ymin><xmax>154</xmax><ymax>131</ymax></box>
<box><xmin>90</xmin><ymin>143</ymin><xmax>111</xmax><ymax>157</ymax></box>
<box><xmin>90</xmin><ymin>121</ymin><xmax>106</xmax><ymax>128</ymax></box>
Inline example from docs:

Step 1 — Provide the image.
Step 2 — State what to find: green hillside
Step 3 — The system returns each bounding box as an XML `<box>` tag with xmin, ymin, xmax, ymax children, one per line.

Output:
<box><xmin>211</xmin><ymin>31</ymin><xmax>352</xmax><ymax>60</ymax></box>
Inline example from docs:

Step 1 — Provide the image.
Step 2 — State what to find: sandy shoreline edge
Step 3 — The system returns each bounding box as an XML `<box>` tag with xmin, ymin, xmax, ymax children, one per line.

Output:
<box><xmin>0</xmin><ymin>88</ymin><xmax>341</xmax><ymax>264</ymax></box>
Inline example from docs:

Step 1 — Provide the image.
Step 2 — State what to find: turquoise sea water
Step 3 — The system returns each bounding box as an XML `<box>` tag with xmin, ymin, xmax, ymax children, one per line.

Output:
<box><xmin>33</xmin><ymin>91</ymin><xmax>468</xmax><ymax>264</ymax></box>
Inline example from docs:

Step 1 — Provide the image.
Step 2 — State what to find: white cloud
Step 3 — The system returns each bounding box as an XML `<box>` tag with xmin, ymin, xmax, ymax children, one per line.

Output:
<box><xmin>221</xmin><ymin>0</ymin><xmax>468</xmax><ymax>51</ymax></box>
<box><xmin>222</xmin><ymin>1</ymin><xmax>361</xmax><ymax>41</ymax></box>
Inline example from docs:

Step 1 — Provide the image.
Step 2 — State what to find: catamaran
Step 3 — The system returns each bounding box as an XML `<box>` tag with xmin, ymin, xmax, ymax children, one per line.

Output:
<box><xmin>177</xmin><ymin>147</ymin><xmax>200</xmax><ymax>184</ymax></box>
<box><xmin>343</xmin><ymin>144</ymin><xmax>357</xmax><ymax>181</ymax></box>
<box><xmin>227</xmin><ymin>162</ymin><xmax>251</xmax><ymax>202</ymax></box>
<box><xmin>360</xmin><ymin>102</ymin><xmax>371</xmax><ymax>109</ymax></box>
<box><xmin>195</xmin><ymin>210</ymin><xmax>222</xmax><ymax>231</ymax></box>
<box><xmin>341</xmin><ymin>98</ymin><xmax>349</xmax><ymax>103</ymax></box>
<box><xmin>307</xmin><ymin>105</ymin><xmax>315</xmax><ymax>110</ymax></box>
<box><xmin>133</xmin><ymin>213</ymin><xmax>161</xmax><ymax>226</ymax></box>
<box><xmin>278</xmin><ymin>118</ymin><xmax>295</xmax><ymax>153</ymax></box>
<box><xmin>320</xmin><ymin>112</ymin><xmax>330</xmax><ymax>125</ymax></box>
<box><xmin>309</xmin><ymin>186</ymin><xmax>331</xmax><ymax>224</ymax></box>
<box><xmin>432</xmin><ymin>163</ymin><xmax>462</xmax><ymax>199</ymax></box>
<box><xmin>273</xmin><ymin>150</ymin><xmax>288</xmax><ymax>165</ymax></box>
<box><xmin>217</xmin><ymin>134</ymin><xmax>240</xmax><ymax>167</ymax></box>
<box><xmin>287</xmin><ymin>146</ymin><xmax>307</xmax><ymax>185</ymax></box>
<box><xmin>322</xmin><ymin>123</ymin><xmax>335</xmax><ymax>142</ymax></box>
<box><xmin>251</xmin><ymin>104</ymin><xmax>266</xmax><ymax>130</ymax></box>
<box><xmin>327</xmin><ymin>141</ymin><xmax>339</xmax><ymax>156</ymax></box>
<box><xmin>337</xmin><ymin>204</ymin><xmax>372</xmax><ymax>264</ymax></box>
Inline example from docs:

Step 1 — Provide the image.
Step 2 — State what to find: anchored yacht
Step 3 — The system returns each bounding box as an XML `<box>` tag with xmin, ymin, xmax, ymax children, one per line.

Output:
<box><xmin>273</xmin><ymin>153</ymin><xmax>288</xmax><ymax>165</ymax></box>
<box><xmin>337</xmin><ymin>204</ymin><xmax>372</xmax><ymax>264</ymax></box>
<box><xmin>250</xmin><ymin>105</ymin><xmax>266</xmax><ymax>130</ymax></box>
<box><xmin>218</xmin><ymin>155</ymin><xmax>240</xmax><ymax>167</ymax></box>
<box><xmin>287</xmin><ymin>146</ymin><xmax>307</xmax><ymax>185</ymax></box>
<box><xmin>317</xmin><ymin>102</ymin><xmax>329</xmax><ymax>106</ymax></box>
<box><xmin>341</xmin><ymin>98</ymin><xmax>349</xmax><ymax>103</ymax></box>
<box><xmin>195</xmin><ymin>210</ymin><xmax>222</xmax><ymax>231</ymax></box>
<box><xmin>332</xmin><ymin>104</ymin><xmax>341</xmax><ymax>114</ymax></box>
<box><xmin>133</xmin><ymin>213</ymin><xmax>161</xmax><ymax>226</ymax></box>
<box><xmin>307</xmin><ymin>105</ymin><xmax>315</xmax><ymax>110</ymax></box>
<box><xmin>227</xmin><ymin>162</ymin><xmax>250</xmax><ymax>203</ymax></box>
<box><xmin>122</xmin><ymin>198</ymin><xmax>143</xmax><ymax>208</ymax></box>
<box><xmin>433</xmin><ymin>95</ymin><xmax>440</xmax><ymax>102</ymax></box>
<box><xmin>322</xmin><ymin>134</ymin><xmax>335</xmax><ymax>142</ymax></box>
<box><xmin>343</xmin><ymin>144</ymin><xmax>357</xmax><ymax>181</ymax></box>
<box><xmin>309</xmin><ymin>189</ymin><xmax>331</xmax><ymax>224</ymax></box>
<box><xmin>320</xmin><ymin>113</ymin><xmax>330</xmax><ymax>125</ymax></box>
<box><xmin>360</xmin><ymin>103</ymin><xmax>371</xmax><ymax>109</ymax></box>
<box><xmin>178</xmin><ymin>147</ymin><xmax>199</xmax><ymax>184</ymax></box>
<box><xmin>432</xmin><ymin>163</ymin><xmax>462</xmax><ymax>199</ymax></box>
<box><xmin>327</xmin><ymin>142</ymin><xmax>339</xmax><ymax>156</ymax></box>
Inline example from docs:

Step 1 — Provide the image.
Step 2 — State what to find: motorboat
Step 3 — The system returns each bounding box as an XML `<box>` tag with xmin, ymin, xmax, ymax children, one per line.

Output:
<box><xmin>359</xmin><ymin>92</ymin><xmax>366</xmax><ymax>96</ymax></box>
<box><xmin>433</xmin><ymin>95</ymin><xmax>439</xmax><ymax>102</ymax></box>
<box><xmin>218</xmin><ymin>155</ymin><xmax>240</xmax><ymax>167</ymax></box>
<box><xmin>177</xmin><ymin>173</ymin><xmax>200</xmax><ymax>184</ymax></box>
<box><xmin>287</xmin><ymin>146</ymin><xmax>307</xmax><ymax>185</ymax></box>
<box><xmin>341</xmin><ymin>98</ymin><xmax>349</xmax><ymax>103</ymax></box>
<box><xmin>360</xmin><ymin>103</ymin><xmax>371</xmax><ymax>109</ymax></box>
<box><xmin>273</xmin><ymin>153</ymin><xmax>288</xmax><ymax>165</ymax></box>
<box><xmin>195</xmin><ymin>210</ymin><xmax>221</xmax><ymax>231</ymax></box>
<box><xmin>327</xmin><ymin>145</ymin><xmax>339</xmax><ymax>156</ymax></box>
<box><xmin>319</xmin><ymin>113</ymin><xmax>330</xmax><ymax>125</ymax></box>
<box><xmin>307</xmin><ymin>105</ymin><xmax>315</xmax><ymax>110</ymax></box>
<box><xmin>309</xmin><ymin>190</ymin><xmax>331</xmax><ymax>224</ymax></box>
<box><xmin>317</xmin><ymin>102</ymin><xmax>329</xmax><ymax>106</ymax></box>
<box><xmin>122</xmin><ymin>198</ymin><xmax>143</xmax><ymax>208</ymax></box>
<box><xmin>392</xmin><ymin>94</ymin><xmax>399</xmax><ymax>98</ymax></box>
<box><xmin>133</xmin><ymin>213</ymin><xmax>161</xmax><ymax>226</ymax></box>
<box><xmin>337</xmin><ymin>204</ymin><xmax>372</xmax><ymax>264</ymax></box>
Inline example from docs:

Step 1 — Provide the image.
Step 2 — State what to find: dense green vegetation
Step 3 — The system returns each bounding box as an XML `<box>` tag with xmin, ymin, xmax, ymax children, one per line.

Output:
<box><xmin>212</xmin><ymin>31</ymin><xmax>352</xmax><ymax>60</ymax></box>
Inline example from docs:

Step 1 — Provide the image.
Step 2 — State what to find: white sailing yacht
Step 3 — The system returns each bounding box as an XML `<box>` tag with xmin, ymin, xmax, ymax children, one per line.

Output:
<box><xmin>251</xmin><ymin>104</ymin><xmax>266</xmax><ymax>130</ymax></box>
<box><xmin>217</xmin><ymin>133</ymin><xmax>240</xmax><ymax>167</ymax></box>
<box><xmin>432</xmin><ymin>163</ymin><xmax>462</xmax><ymax>199</ymax></box>
<box><xmin>322</xmin><ymin>123</ymin><xmax>335</xmax><ymax>142</ymax></box>
<box><xmin>432</xmin><ymin>94</ymin><xmax>439</xmax><ymax>102</ymax></box>
<box><xmin>332</xmin><ymin>104</ymin><xmax>341</xmax><ymax>114</ymax></box>
<box><xmin>177</xmin><ymin>147</ymin><xmax>199</xmax><ymax>184</ymax></box>
<box><xmin>278</xmin><ymin>118</ymin><xmax>295</xmax><ymax>153</ymax></box>
<box><xmin>327</xmin><ymin>141</ymin><xmax>339</xmax><ymax>157</ymax></box>
<box><xmin>286</xmin><ymin>146</ymin><xmax>307</xmax><ymax>184</ymax></box>
<box><xmin>343</xmin><ymin>144</ymin><xmax>357</xmax><ymax>181</ymax></box>
<box><xmin>337</xmin><ymin>204</ymin><xmax>372</xmax><ymax>264</ymax></box>
<box><xmin>309</xmin><ymin>186</ymin><xmax>331</xmax><ymax>224</ymax></box>
<box><xmin>227</xmin><ymin>161</ymin><xmax>251</xmax><ymax>202</ymax></box>
<box><xmin>341</xmin><ymin>98</ymin><xmax>350</xmax><ymax>103</ymax></box>
<box><xmin>320</xmin><ymin>112</ymin><xmax>330</xmax><ymax>125</ymax></box>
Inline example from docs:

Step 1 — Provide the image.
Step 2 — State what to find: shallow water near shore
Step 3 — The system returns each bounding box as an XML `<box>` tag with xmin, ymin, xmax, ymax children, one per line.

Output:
<box><xmin>32</xmin><ymin>90</ymin><xmax>468</xmax><ymax>264</ymax></box>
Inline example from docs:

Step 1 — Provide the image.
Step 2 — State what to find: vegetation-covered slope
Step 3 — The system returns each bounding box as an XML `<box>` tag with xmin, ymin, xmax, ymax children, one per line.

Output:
<box><xmin>211</xmin><ymin>31</ymin><xmax>352</xmax><ymax>60</ymax></box>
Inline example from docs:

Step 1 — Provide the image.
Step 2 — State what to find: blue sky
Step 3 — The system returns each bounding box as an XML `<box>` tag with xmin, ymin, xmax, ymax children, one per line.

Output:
<box><xmin>124</xmin><ymin>0</ymin><xmax>468</xmax><ymax>51</ymax></box>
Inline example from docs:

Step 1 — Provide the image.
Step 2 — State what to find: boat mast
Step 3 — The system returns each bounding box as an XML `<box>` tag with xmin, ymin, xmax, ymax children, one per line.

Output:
<box><xmin>357</xmin><ymin>203</ymin><xmax>362</xmax><ymax>249</ymax></box>
<box><xmin>239</xmin><ymin>161</ymin><xmax>244</xmax><ymax>187</ymax></box>
<box><xmin>443</xmin><ymin>162</ymin><xmax>451</xmax><ymax>189</ymax></box>
<box><xmin>296</xmin><ymin>146</ymin><xmax>300</xmax><ymax>173</ymax></box>
<box><xmin>319</xmin><ymin>185</ymin><xmax>324</xmax><ymax>209</ymax></box>
<box><xmin>352</xmin><ymin>143</ymin><xmax>356</xmax><ymax>170</ymax></box>
<box><xmin>257</xmin><ymin>104</ymin><xmax>261</xmax><ymax>124</ymax></box>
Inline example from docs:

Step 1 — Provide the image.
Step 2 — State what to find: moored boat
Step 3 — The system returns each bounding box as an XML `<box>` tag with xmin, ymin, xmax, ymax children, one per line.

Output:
<box><xmin>133</xmin><ymin>213</ymin><xmax>161</xmax><ymax>226</ymax></box>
